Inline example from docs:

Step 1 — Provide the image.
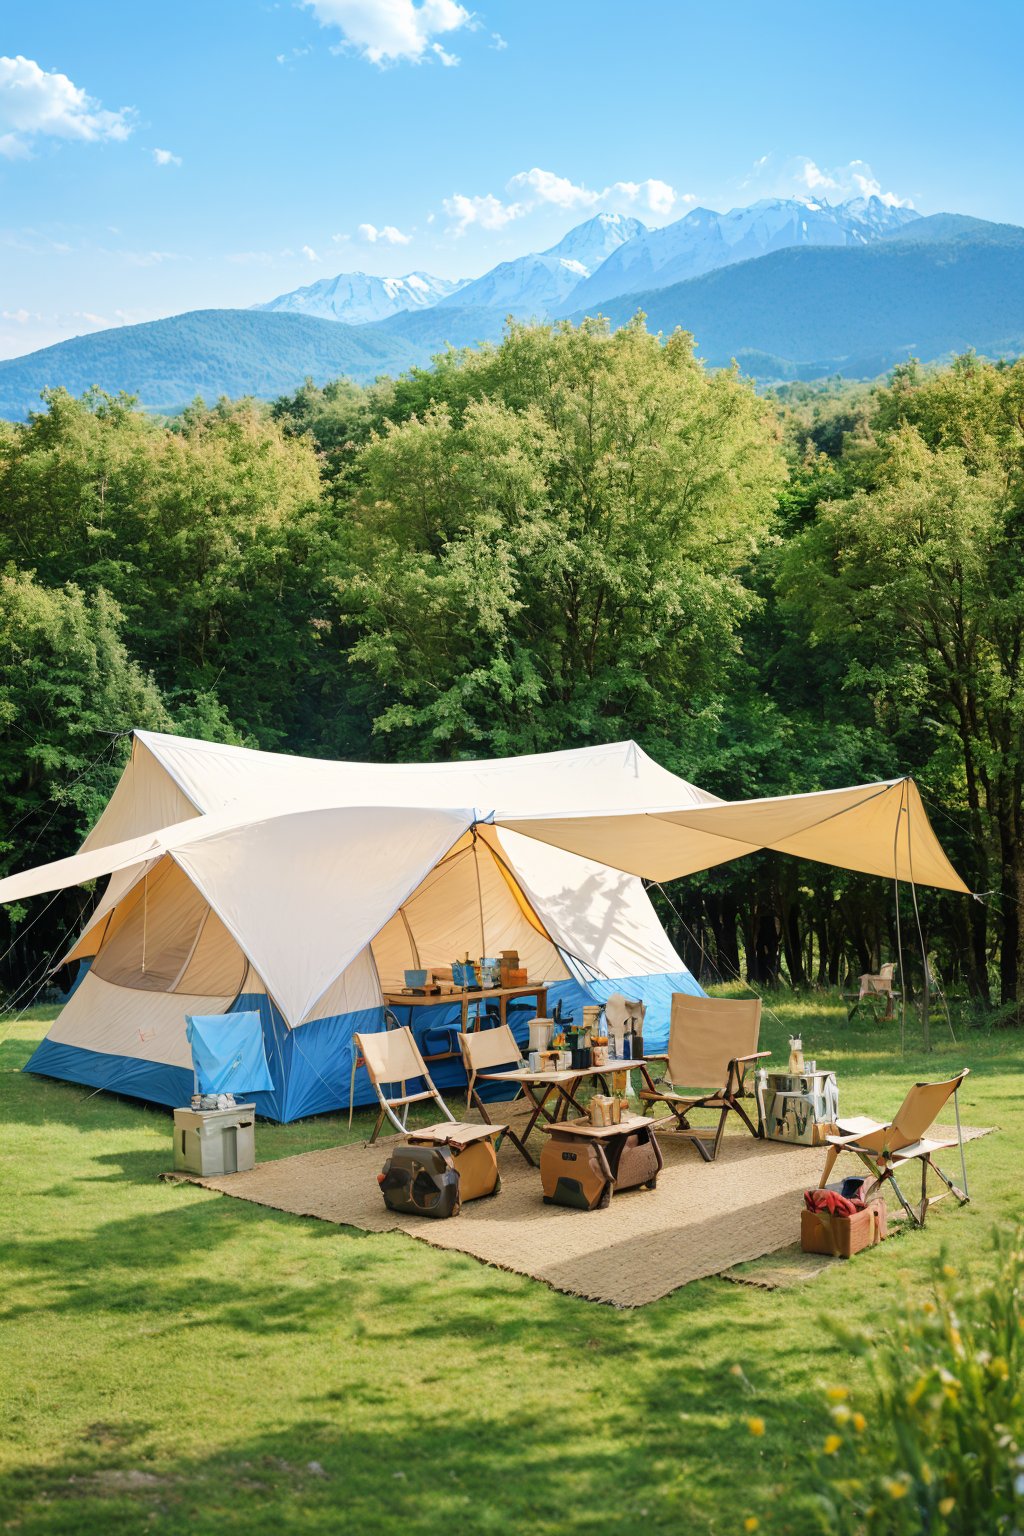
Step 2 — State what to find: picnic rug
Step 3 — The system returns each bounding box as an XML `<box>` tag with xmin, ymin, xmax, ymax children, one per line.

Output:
<box><xmin>167</xmin><ymin>1121</ymin><xmax>993</xmax><ymax>1308</ymax></box>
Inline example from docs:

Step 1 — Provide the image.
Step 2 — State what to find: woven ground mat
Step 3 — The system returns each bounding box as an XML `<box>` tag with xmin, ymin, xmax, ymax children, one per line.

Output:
<box><xmin>170</xmin><ymin>1123</ymin><xmax>993</xmax><ymax>1308</ymax></box>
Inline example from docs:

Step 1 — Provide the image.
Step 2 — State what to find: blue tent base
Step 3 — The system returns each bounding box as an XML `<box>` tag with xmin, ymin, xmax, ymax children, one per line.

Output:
<box><xmin>23</xmin><ymin>969</ymin><xmax>703</xmax><ymax>1124</ymax></box>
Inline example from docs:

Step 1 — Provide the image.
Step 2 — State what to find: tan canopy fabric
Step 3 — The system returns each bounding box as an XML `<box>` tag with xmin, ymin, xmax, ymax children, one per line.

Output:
<box><xmin>498</xmin><ymin>777</ymin><xmax>970</xmax><ymax>894</ymax></box>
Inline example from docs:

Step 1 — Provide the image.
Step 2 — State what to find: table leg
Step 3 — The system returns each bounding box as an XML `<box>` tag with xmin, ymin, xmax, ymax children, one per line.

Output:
<box><xmin>519</xmin><ymin>1081</ymin><xmax>559</xmax><ymax>1144</ymax></box>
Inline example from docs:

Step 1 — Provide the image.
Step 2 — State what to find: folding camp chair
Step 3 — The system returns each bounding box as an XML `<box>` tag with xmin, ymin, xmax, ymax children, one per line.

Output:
<box><xmin>818</xmin><ymin>1069</ymin><xmax>971</xmax><ymax>1227</ymax></box>
<box><xmin>637</xmin><ymin>994</ymin><xmax>769</xmax><ymax>1162</ymax></box>
<box><xmin>353</xmin><ymin>1024</ymin><xmax>506</xmax><ymax>1152</ymax></box>
<box><xmin>460</xmin><ymin>1023</ymin><xmax>534</xmax><ymax>1166</ymax></box>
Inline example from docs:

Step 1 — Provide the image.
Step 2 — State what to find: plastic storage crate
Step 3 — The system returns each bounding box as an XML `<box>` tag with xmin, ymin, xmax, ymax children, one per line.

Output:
<box><xmin>173</xmin><ymin>1103</ymin><xmax>256</xmax><ymax>1176</ymax></box>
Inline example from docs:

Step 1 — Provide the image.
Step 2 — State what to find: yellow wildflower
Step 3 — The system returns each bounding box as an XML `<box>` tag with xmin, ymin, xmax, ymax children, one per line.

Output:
<box><xmin>922</xmin><ymin>1300</ymin><xmax>937</xmax><ymax>1315</ymax></box>
<box><xmin>939</xmin><ymin>1497</ymin><xmax>955</xmax><ymax>1516</ymax></box>
<box><xmin>852</xmin><ymin>1412</ymin><xmax>866</xmax><ymax>1433</ymax></box>
<box><xmin>826</xmin><ymin>1385</ymin><xmax>849</xmax><ymax>1402</ymax></box>
<box><xmin>831</xmin><ymin>1404</ymin><xmax>851</xmax><ymax>1425</ymax></box>
<box><xmin>989</xmin><ymin>1356</ymin><xmax>1009</xmax><ymax>1380</ymax></box>
<box><xmin>823</xmin><ymin>1434</ymin><xmax>842</xmax><ymax>1456</ymax></box>
<box><xmin>885</xmin><ymin>1478</ymin><xmax>910</xmax><ymax>1500</ymax></box>
<box><xmin>942</xmin><ymin>1264</ymin><xmax>957</xmax><ymax>1278</ymax></box>
<box><xmin>907</xmin><ymin>1376</ymin><xmax>929</xmax><ymax>1407</ymax></box>
<box><xmin>921</xmin><ymin>1464</ymin><xmax>933</xmax><ymax>1486</ymax></box>
<box><xmin>744</xmin><ymin>1520</ymin><xmax>759</xmax><ymax>1533</ymax></box>
<box><xmin>747</xmin><ymin>1417</ymin><xmax>765</xmax><ymax>1437</ymax></box>
<box><xmin>729</xmin><ymin>1363</ymin><xmax>744</xmax><ymax>1377</ymax></box>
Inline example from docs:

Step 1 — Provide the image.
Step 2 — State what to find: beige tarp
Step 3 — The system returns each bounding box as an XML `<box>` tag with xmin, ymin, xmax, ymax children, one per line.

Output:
<box><xmin>498</xmin><ymin>777</ymin><xmax>970</xmax><ymax>894</ymax></box>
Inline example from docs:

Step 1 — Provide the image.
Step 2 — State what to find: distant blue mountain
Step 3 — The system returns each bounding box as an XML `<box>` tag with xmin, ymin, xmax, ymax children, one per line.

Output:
<box><xmin>0</xmin><ymin>215</ymin><xmax>1022</xmax><ymax>417</ymax></box>
<box><xmin>565</xmin><ymin>217</ymin><xmax>1024</xmax><ymax>380</ymax></box>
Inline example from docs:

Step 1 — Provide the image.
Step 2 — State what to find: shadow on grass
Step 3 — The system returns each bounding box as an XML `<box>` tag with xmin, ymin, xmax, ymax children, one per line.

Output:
<box><xmin>0</xmin><ymin>1355</ymin><xmax>828</xmax><ymax>1536</ymax></box>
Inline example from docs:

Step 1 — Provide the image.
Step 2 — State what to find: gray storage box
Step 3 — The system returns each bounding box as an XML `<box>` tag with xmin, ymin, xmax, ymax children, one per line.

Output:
<box><xmin>173</xmin><ymin>1103</ymin><xmax>256</xmax><ymax>1175</ymax></box>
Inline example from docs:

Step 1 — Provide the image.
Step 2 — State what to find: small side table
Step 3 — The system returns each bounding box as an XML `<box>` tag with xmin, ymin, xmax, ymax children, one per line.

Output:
<box><xmin>762</xmin><ymin>1071</ymin><xmax>838</xmax><ymax>1146</ymax></box>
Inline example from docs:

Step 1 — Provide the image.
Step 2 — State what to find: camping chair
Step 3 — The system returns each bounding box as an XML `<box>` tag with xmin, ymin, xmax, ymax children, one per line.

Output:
<box><xmin>353</xmin><ymin>1025</ymin><xmax>506</xmax><ymax>1153</ymax></box>
<box><xmin>818</xmin><ymin>1069</ymin><xmax>971</xmax><ymax>1226</ymax></box>
<box><xmin>460</xmin><ymin>1023</ymin><xmax>534</xmax><ymax>1166</ymax></box>
<box><xmin>638</xmin><ymin>994</ymin><xmax>769</xmax><ymax>1162</ymax></box>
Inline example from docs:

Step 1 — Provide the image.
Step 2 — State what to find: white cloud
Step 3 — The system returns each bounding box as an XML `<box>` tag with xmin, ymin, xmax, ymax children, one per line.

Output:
<box><xmin>302</xmin><ymin>244</ymin><xmax>321</xmax><ymax>262</ymax></box>
<box><xmin>505</xmin><ymin>167</ymin><xmax>687</xmax><ymax>221</ymax></box>
<box><xmin>609</xmin><ymin>178</ymin><xmax>685</xmax><ymax>217</ymax></box>
<box><xmin>798</xmin><ymin>158</ymin><xmax>839</xmax><ymax>193</ymax></box>
<box><xmin>443</xmin><ymin>191</ymin><xmax>527</xmax><ymax>234</ymax></box>
<box><xmin>331</xmin><ymin>231</ymin><xmax>352</xmax><ymax>244</ymax></box>
<box><xmin>431</xmin><ymin>42</ymin><xmax>459</xmax><ymax>66</ymax></box>
<box><xmin>152</xmin><ymin>147</ymin><xmax>181</xmax><ymax>168</ymax></box>
<box><xmin>0</xmin><ymin>55</ymin><xmax>134</xmax><ymax>156</ymax></box>
<box><xmin>358</xmin><ymin>221</ymin><xmax>413</xmax><ymax>245</ymax></box>
<box><xmin>745</xmin><ymin>152</ymin><xmax>913</xmax><ymax>208</ymax></box>
<box><xmin>490</xmin><ymin>31</ymin><xmax>507</xmax><ymax>50</ymax></box>
<box><xmin>848</xmin><ymin>160</ymin><xmax>914</xmax><ymax>208</ymax></box>
<box><xmin>509</xmin><ymin>168</ymin><xmax>599</xmax><ymax>210</ymax></box>
<box><xmin>304</xmin><ymin>0</ymin><xmax>471</xmax><ymax>67</ymax></box>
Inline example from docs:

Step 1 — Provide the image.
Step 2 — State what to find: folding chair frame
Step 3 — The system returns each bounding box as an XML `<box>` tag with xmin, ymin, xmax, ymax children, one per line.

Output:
<box><xmin>819</xmin><ymin>1072</ymin><xmax>971</xmax><ymax>1227</ymax></box>
<box><xmin>638</xmin><ymin>1051</ymin><xmax>770</xmax><ymax>1163</ymax></box>
<box><xmin>461</xmin><ymin>1025</ymin><xmax>535</xmax><ymax>1166</ymax></box>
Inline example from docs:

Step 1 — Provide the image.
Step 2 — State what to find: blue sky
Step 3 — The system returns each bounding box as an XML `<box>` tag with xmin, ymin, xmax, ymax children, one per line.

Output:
<box><xmin>2</xmin><ymin>0</ymin><xmax>1022</xmax><ymax>359</ymax></box>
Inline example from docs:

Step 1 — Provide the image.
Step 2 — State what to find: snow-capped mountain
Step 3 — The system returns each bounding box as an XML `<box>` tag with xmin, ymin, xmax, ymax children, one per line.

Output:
<box><xmin>256</xmin><ymin>270</ymin><xmax>467</xmax><ymax>326</ymax></box>
<box><xmin>436</xmin><ymin>212</ymin><xmax>648</xmax><ymax>315</ymax></box>
<box><xmin>562</xmin><ymin>196</ymin><xmax>921</xmax><ymax>313</ymax></box>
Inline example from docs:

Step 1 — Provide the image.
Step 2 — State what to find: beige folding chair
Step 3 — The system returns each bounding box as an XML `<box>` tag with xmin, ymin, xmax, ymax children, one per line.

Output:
<box><xmin>638</xmin><ymin>994</ymin><xmax>769</xmax><ymax>1162</ymax></box>
<box><xmin>818</xmin><ymin>1069</ymin><xmax>970</xmax><ymax>1226</ymax></box>
<box><xmin>460</xmin><ymin>1024</ymin><xmax>534</xmax><ymax>1166</ymax></box>
<box><xmin>353</xmin><ymin>1025</ymin><xmax>506</xmax><ymax>1151</ymax></box>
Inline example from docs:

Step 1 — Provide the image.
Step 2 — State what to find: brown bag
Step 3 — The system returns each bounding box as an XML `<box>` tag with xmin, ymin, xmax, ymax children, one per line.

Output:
<box><xmin>540</xmin><ymin>1136</ymin><xmax>613</xmax><ymax>1210</ymax></box>
<box><xmin>448</xmin><ymin>1137</ymin><xmax>500</xmax><ymax>1201</ymax></box>
<box><xmin>606</xmin><ymin>1128</ymin><xmax>663</xmax><ymax>1191</ymax></box>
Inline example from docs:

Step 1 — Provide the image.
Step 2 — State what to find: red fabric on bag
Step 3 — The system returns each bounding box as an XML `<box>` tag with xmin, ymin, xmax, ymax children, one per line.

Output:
<box><xmin>804</xmin><ymin>1188</ymin><xmax>866</xmax><ymax>1216</ymax></box>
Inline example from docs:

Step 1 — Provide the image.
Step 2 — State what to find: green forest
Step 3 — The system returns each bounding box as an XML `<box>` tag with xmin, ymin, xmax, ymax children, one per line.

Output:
<box><xmin>2</xmin><ymin>318</ymin><xmax>1022</xmax><ymax>1014</ymax></box>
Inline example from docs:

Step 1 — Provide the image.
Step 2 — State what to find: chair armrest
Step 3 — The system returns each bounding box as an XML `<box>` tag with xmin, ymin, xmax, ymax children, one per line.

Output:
<box><xmin>733</xmin><ymin>1051</ymin><xmax>771</xmax><ymax>1065</ymax></box>
<box><xmin>643</xmin><ymin>1053</ymin><xmax>669</xmax><ymax>1064</ymax></box>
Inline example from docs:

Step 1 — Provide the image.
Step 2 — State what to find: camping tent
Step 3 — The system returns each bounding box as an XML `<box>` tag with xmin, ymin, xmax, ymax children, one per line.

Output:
<box><xmin>10</xmin><ymin>732</ymin><xmax>706</xmax><ymax>1119</ymax></box>
<box><xmin>2</xmin><ymin>731</ymin><xmax>969</xmax><ymax>1122</ymax></box>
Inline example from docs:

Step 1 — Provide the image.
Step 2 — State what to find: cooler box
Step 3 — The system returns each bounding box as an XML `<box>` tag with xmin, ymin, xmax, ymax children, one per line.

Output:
<box><xmin>764</xmin><ymin>1070</ymin><xmax>839</xmax><ymax>1145</ymax></box>
<box><xmin>173</xmin><ymin>1104</ymin><xmax>256</xmax><ymax>1176</ymax></box>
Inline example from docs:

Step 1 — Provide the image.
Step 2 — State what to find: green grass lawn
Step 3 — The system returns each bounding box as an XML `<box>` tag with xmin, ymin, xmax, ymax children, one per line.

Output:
<box><xmin>1</xmin><ymin>994</ymin><xmax>1021</xmax><ymax>1536</ymax></box>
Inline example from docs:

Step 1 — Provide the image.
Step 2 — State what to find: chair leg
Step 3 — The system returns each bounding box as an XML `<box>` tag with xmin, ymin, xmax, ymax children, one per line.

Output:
<box><xmin>926</xmin><ymin>1156</ymin><xmax>969</xmax><ymax>1207</ymax></box>
<box><xmin>711</xmin><ymin>1104</ymin><xmax>730</xmax><ymax>1161</ymax></box>
<box><xmin>819</xmin><ymin>1145</ymin><xmax>840</xmax><ymax>1188</ymax></box>
<box><xmin>886</xmin><ymin>1169</ymin><xmax>920</xmax><ymax>1226</ymax></box>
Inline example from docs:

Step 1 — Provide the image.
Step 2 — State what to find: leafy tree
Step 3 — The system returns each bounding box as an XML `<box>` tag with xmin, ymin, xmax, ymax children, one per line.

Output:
<box><xmin>337</xmin><ymin>318</ymin><xmax>785</xmax><ymax>761</ymax></box>
<box><xmin>779</xmin><ymin>358</ymin><xmax>1024</xmax><ymax>1001</ymax></box>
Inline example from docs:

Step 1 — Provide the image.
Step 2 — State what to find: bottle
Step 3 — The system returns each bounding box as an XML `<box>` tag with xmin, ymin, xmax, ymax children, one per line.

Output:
<box><xmin>788</xmin><ymin>1036</ymin><xmax>804</xmax><ymax>1074</ymax></box>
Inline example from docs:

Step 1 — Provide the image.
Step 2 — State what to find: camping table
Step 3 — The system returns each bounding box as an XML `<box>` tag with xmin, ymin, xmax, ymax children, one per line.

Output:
<box><xmin>474</xmin><ymin>1058</ymin><xmax>645</xmax><ymax>1157</ymax></box>
<box><xmin>382</xmin><ymin>983</ymin><xmax>550</xmax><ymax>1058</ymax></box>
<box><xmin>539</xmin><ymin>1113</ymin><xmax>663</xmax><ymax>1193</ymax></box>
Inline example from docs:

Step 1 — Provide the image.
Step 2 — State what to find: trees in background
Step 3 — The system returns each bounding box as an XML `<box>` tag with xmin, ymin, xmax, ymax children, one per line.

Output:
<box><xmin>1</xmin><ymin>338</ymin><xmax>1022</xmax><ymax>1007</ymax></box>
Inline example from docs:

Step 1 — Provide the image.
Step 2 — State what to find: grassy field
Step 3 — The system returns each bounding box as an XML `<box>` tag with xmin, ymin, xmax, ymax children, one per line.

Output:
<box><xmin>1</xmin><ymin>993</ymin><xmax>1020</xmax><ymax>1536</ymax></box>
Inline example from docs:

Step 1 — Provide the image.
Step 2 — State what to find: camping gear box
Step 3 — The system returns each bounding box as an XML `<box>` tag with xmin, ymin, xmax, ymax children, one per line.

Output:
<box><xmin>801</xmin><ymin>1200</ymin><xmax>887</xmax><ymax>1258</ymax></box>
<box><xmin>378</xmin><ymin>1143</ymin><xmax>462</xmax><ymax>1218</ymax></box>
<box><xmin>763</xmin><ymin>1069</ymin><xmax>839</xmax><ymax>1145</ymax></box>
<box><xmin>541</xmin><ymin>1136</ymin><xmax>614</xmax><ymax>1209</ymax></box>
<box><xmin>410</xmin><ymin>1135</ymin><xmax>500</xmax><ymax>1202</ymax></box>
<box><xmin>173</xmin><ymin>1103</ymin><xmax>256</xmax><ymax>1175</ymax></box>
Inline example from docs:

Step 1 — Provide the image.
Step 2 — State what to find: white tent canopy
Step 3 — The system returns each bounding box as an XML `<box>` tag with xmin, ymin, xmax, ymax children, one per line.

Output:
<box><xmin>8</xmin><ymin>732</ymin><xmax>969</xmax><ymax>1121</ymax></box>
